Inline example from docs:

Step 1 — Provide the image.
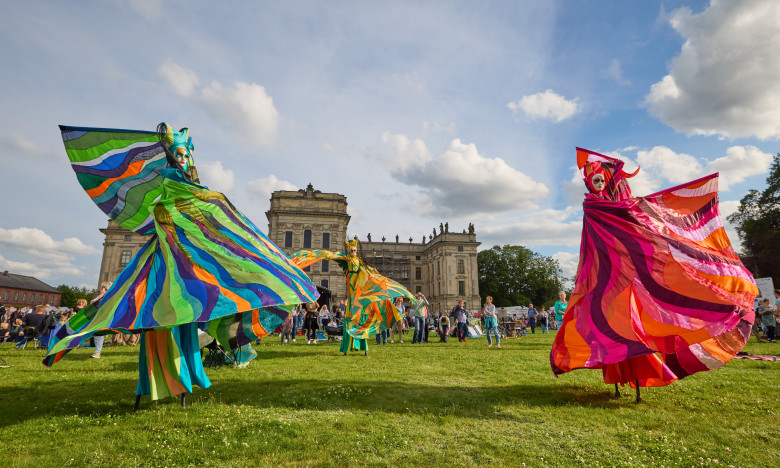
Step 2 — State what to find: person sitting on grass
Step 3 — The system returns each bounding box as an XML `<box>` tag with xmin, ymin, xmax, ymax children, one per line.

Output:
<box><xmin>0</xmin><ymin>322</ymin><xmax>10</xmax><ymax>343</ymax></box>
<box><xmin>757</xmin><ymin>298</ymin><xmax>777</xmax><ymax>343</ymax></box>
<box><xmin>11</xmin><ymin>319</ymin><xmax>26</xmax><ymax>347</ymax></box>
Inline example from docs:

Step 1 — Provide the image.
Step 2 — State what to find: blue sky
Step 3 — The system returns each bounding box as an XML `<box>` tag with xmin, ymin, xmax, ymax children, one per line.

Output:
<box><xmin>0</xmin><ymin>0</ymin><xmax>777</xmax><ymax>288</ymax></box>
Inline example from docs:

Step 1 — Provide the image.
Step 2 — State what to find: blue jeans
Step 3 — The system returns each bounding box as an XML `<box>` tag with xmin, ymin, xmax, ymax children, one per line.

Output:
<box><xmin>542</xmin><ymin>322</ymin><xmax>549</xmax><ymax>334</ymax></box>
<box><xmin>457</xmin><ymin>322</ymin><xmax>468</xmax><ymax>341</ymax></box>
<box><xmin>486</xmin><ymin>326</ymin><xmax>500</xmax><ymax>345</ymax></box>
<box><xmin>529</xmin><ymin>317</ymin><xmax>536</xmax><ymax>334</ymax></box>
<box><xmin>413</xmin><ymin>316</ymin><xmax>425</xmax><ymax>343</ymax></box>
<box><xmin>375</xmin><ymin>329</ymin><xmax>388</xmax><ymax>344</ymax></box>
<box><xmin>94</xmin><ymin>335</ymin><xmax>105</xmax><ymax>353</ymax></box>
<box><xmin>292</xmin><ymin>316</ymin><xmax>300</xmax><ymax>339</ymax></box>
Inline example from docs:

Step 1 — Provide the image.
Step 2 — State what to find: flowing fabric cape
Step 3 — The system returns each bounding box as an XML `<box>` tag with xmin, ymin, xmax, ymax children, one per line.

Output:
<box><xmin>550</xmin><ymin>148</ymin><xmax>757</xmax><ymax>387</ymax></box>
<box><xmin>45</xmin><ymin>126</ymin><xmax>318</xmax><ymax>373</ymax></box>
<box><xmin>290</xmin><ymin>249</ymin><xmax>413</xmax><ymax>339</ymax></box>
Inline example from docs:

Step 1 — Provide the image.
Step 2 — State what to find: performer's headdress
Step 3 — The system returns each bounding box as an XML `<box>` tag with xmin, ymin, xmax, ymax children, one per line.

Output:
<box><xmin>157</xmin><ymin>122</ymin><xmax>196</xmax><ymax>180</ymax></box>
<box><xmin>576</xmin><ymin>147</ymin><xmax>639</xmax><ymax>201</ymax></box>
<box><xmin>345</xmin><ymin>238</ymin><xmax>359</xmax><ymax>253</ymax></box>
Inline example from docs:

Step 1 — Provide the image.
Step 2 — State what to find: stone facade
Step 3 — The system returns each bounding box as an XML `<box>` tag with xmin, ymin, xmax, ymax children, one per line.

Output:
<box><xmin>267</xmin><ymin>184</ymin><xmax>481</xmax><ymax>313</ymax></box>
<box><xmin>97</xmin><ymin>221</ymin><xmax>151</xmax><ymax>288</ymax></box>
<box><xmin>96</xmin><ymin>184</ymin><xmax>482</xmax><ymax>313</ymax></box>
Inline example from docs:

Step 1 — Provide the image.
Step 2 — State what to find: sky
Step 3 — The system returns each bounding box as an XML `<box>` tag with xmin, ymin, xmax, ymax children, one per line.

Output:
<box><xmin>0</xmin><ymin>0</ymin><xmax>778</xmax><ymax>289</ymax></box>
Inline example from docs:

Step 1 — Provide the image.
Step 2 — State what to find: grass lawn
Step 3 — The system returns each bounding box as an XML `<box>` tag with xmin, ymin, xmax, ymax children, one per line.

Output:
<box><xmin>1</xmin><ymin>331</ymin><xmax>778</xmax><ymax>467</ymax></box>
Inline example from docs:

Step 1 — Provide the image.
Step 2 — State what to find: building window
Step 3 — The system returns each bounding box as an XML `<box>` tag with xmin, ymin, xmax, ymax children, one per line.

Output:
<box><xmin>322</xmin><ymin>260</ymin><xmax>329</xmax><ymax>273</ymax></box>
<box><xmin>120</xmin><ymin>250</ymin><xmax>132</xmax><ymax>266</ymax></box>
<box><xmin>303</xmin><ymin>265</ymin><xmax>310</xmax><ymax>272</ymax></box>
<box><xmin>284</xmin><ymin>231</ymin><xmax>293</xmax><ymax>248</ymax></box>
<box><xmin>416</xmin><ymin>256</ymin><xmax>420</xmax><ymax>260</ymax></box>
<box><xmin>415</xmin><ymin>267</ymin><xmax>421</xmax><ymax>280</ymax></box>
<box><xmin>401</xmin><ymin>268</ymin><xmax>409</xmax><ymax>279</ymax></box>
<box><xmin>3</xmin><ymin>291</ymin><xmax>8</xmax><ymax>301</ymax></box>
<box><xmin>458</xmin><ymin>281</ymin><xmax>465</xmax><ymax>296</ymax></box>
<box><xmin>416</xmin><ymin>286</ymin><xmax>422</xmax><ymax>293</ymax></box>
<box><xmin>22</xmin><ymin>293</ymin><xmax>27</xmax><ymax>302</ymax></box>
<box><xmin>322</xmin><ymin>232</ymin><xmax>330</xmax><ymax>249</ymax></box>
<box><xmin>458</xmin><ymin>245</ymin><xmax>464</xmax><ymax>252</ymax></box>
<box><xmin>457</xmin><ymin>259</ymin><xmax>465</xmax><ymax>274</ymax></box>
<box><xmin>38</xmin><ymin>294</ymin><xmax>43</xmax><ymax>303</ymax></box>
<box><xmin>320</xmin><ymin>279</ymin><xmax>329</xmax><ymax>289</ymax></box>
<box><xmin>14</xmin><ymin>292</ymin><xmax>19</xmax><ymax>301</ymax></box>
<box><xmin>50</xmin><ymin>295</ymin><xmax>55</xmax><ymax>303</ymax></box>
<box><xmin>124</xmin><ymin>234</ymin><xmax>132</xmax><ymax>241</ymax></box>
<box><xmin>303</xmin><ymin>230</ymin><xmax>312</xmax><ymax>248</ymax></box>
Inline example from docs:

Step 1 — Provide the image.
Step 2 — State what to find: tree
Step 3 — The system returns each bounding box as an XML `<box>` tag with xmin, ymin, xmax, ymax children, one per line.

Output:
<box><xmin>727</xmin><ymin>153</ymin><xmax>780</xmax><ymax>283</ymax></box>
<box><xmin>56</xmin><ymin>284</ymin><xmax>97</xmax><ymax>308</ymax></box>
<box><xmin>477</xmin><ymin>245</ymin><xmax>565</xmax><ymax>308</ymax></box>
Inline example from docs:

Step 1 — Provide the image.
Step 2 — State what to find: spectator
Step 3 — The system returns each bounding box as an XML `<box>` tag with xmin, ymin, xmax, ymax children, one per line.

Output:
<box><xmin>438</xmin><ymin>313</ymin><xmax>451</xmax><ymax>342</ymax></box>
<box><xmin>336</xmin><ymin>299</ymin><xmax>346</xmax><ymax>323</ymax></box>
<box><xmin>390</xmin><ymin>297</ymin><xmax>404</xmax><ymax>343</ymax></box>
<box><xmin>280</xmin><ymin>313</ymin><xmax>294</xmax><ymax>344</ymax></box>
<box><xmin>303</xmin><ymin>302</ymin><xmax>319</xmax><ymax>344</ymax></box>
<box><xmin>757</xmin><ymin>298</ymin><xmax>776</xmax><ymax>343</ymax></box>
<box><xmin>90</xmin><ymin>282</ymin><xmax>111</xmax><ymax>358</ymax></box>
<box><xmin>11</xmin><ymin>318</ymin><xmax>26</xmax><ymax>347</ymax></box>
<box><xmin>453</xmin><ymin>300</ymin><xmax>469</xmax><ymax>343</ymax></box>
<box><xmin>290</xmin><ymin>304</ymin><xmax>301</xmax><ymax>342</ymax></box>
<box><xmin>538</xmin><ymin>306</ymin><xmax>549</xmax><ymax>334</ymax></box>
<box><xmin>554</xmin><ymin>291</ymin><xmax>568</xmax><ymax>330</ymax></box>
<box><xmin>775</xmin><ymin>289</ymin><xmax>780</xmax><ymax>312</ymax></box>
<box><xmin>0</xmin><ymin>321</ymin><xmax>10</xmax><ymax>343</ymax></box>
<box><xmin>483</xmin><ymin>296</ymin><xmax>500</xmax><ymax>348</ymax></box>
<box><xmin>527</xmin><ymin>303</ymin><xmax>538</xmax><ymax>334</ymax></box>
<box><xmin>318</xmin><ymin>304</ymin><xmax>330</xmax><ymax>329</ymax></box>
<box><xmin>410</xmin><ymin>293</ymin><xmax>430</xmax><ymax>344</ymax></box>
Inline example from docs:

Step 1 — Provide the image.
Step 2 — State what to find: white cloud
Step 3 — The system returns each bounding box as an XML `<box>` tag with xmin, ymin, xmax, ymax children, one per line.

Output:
<box><xmin>369</xmin><ymin>134</ymin><xmax>549</xmax><ymax>217</ymax></box>
<box><xmin>198</xmin><ymin>161</ymin><xmax>235</xmax><ymax>193</ymax></box>
<box><xmin>158</xmin><ymin>59</ymin><xmax>200</xmax><ymax>97</ymax></box>
<box><xmin>159</xmin><ymin>61</ymin><xmax>280</xmax><ymax>149</ymax></box>
<box><xmin>0</xmin><ymin>227</ymin><xmax>99</xmax><ymax>255</ymax></box>
<box><xmin>200</xmin><ymin>81</ymin><xmax>280</xmax><ymax>149</ymax></box>
<box><xmin>0</xmin><ymin>227</ymin><xmax>100</xmax><ymax>281</ymax></box>
<box><xmin>478</xmin><ymin>208</ymin><xmax>583</xmax><ymax>248</ymax></box>
<box><xmin>507</xmin><ymin>89</ymin><xmax>579</xmax><ymax>122</ymax></box>
<box><xmin>646</xmin><ymin>1</ymin><xmax>780</xmax><ymax>139</ymax></box>
<box><xmin>603</xmin><ymin>58</ymin><xmax>631</xmax><ymax>86</ymax></box>
<box><xmin>123</xmin><ymin>0</ymin><xmax>163</xmax><ymax>21</ymax></box>
<box><xmin>636</xmin><ymin>146</ymin><xmax>703</xmax><ymax>184</ymax></box>
<box><xmin>552</xmin><ymin>251</ymin><xmax>580</xmax><ymax>285</ymax></box>
<box><xmin>706</xmin><ymin>146</ymin><xmax>773</xmax><ymax>190</ymax></box>
<box><xmin>247</xmin><ymin>175</ymin><xmax>297</xmax><ymax>201</ymax></box>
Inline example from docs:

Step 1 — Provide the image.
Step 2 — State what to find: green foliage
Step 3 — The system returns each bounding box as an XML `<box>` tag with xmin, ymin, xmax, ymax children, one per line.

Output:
<box><xmin>477</xmin><ymin>245</ymin><xmax>564</xmax><ymax>307</ymax></box>
<box><xmin>1</xmin><ymin>336</ymin><xmax>777</xmax><ymax>466</ymax></box>
<box><xmin>727</xmin><ymin>153</ymin><xmax>780</xmax><ymax>283</ymax></box>
<box><xmin>55</xmin><ymin>284</ymin><xmax>97</xmax><ymax>308</ymax></box>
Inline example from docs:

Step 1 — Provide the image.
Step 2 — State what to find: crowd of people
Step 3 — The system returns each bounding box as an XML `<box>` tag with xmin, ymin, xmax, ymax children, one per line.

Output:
<box><xmin>5</xmin><ymin>289</ymin><xmax>779</xmax><ymax>351</ymax></box>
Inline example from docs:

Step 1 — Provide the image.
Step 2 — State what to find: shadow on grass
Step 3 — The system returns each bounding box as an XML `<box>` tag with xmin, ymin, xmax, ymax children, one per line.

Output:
<box><xmin>0</xmin><ymin>371</ymin><xmax>628</xmax><ymax>428</ymax></box>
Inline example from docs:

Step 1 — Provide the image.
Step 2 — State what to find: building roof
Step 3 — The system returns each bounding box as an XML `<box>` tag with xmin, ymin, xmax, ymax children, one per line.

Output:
<box><xmin>0</xmin><ymin>272</ymin><xmax>60</xmax><ymax>293</ymax></box>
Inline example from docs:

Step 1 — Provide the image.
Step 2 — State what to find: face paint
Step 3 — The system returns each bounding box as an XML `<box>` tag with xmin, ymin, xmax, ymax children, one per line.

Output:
<box><xmin>592</xmin><ymin>174</ymin><xmax>606</xmax><ymax>192</ymax></box>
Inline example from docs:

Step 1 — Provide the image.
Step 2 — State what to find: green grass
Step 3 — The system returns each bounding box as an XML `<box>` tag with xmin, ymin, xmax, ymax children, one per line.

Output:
<box><xmin>1</xmin><ymin>332</ymin><xmax>778</xmax><ymax>467</ymax></box>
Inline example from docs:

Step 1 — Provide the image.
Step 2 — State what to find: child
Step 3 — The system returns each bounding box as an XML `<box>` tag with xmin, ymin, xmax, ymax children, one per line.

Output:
<box><xmin>757</xmin><ymin>298</ymin><xmax>777</xmax><ymax>343</ymax></box>
<box><xmin>280</xmin><ymin>313</ymin><xmax>294</xmax><ymax>344</ymax></box>
<box><xmin>438</xmin><ymin>314</ymin><xmax>451</xmax><ymax>343</ymax></box>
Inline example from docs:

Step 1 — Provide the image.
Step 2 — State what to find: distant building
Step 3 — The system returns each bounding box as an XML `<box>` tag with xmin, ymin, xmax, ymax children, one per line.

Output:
<box><xmin>267</xmin><ymin>184</ymin><xmax>481</xmax><ymax>312</ymax></box>
<box><xmin>96</xmin><ymin>183</ymin><xmax>482</xmax><ymax>313</ymax></box>
<box><xmin>0</xmin><ymin>271</ymin><xmax>62</xmax><ymax>307</ymax></box>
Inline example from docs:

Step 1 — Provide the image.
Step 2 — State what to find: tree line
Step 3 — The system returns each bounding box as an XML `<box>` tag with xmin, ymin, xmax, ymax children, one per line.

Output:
<box><xmin>477</xmin><ymin>245</ymin><xmax>566</xmax><ymax>308</ymax></box>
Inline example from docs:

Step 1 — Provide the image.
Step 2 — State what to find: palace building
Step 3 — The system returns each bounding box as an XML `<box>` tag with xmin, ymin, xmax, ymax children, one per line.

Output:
<box><xmin>97</xmin><ymin>183</ymin><xmax>481</xmax><ymax>313</ymax></box>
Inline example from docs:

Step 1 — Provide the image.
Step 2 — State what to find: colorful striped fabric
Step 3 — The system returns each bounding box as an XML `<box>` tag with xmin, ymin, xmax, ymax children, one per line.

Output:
<box><xmin>136</xmin><ymin>323</ymin><xmax>210</xmax><ymax>401</ymax></box>
<box><xmin>60</xmin><ymin>125</ymin><xmax>169</xmax><ymax>234</ymax></box>
<box><xmin>290</xmin><ymin>249</ymin><xmax>413</xmax><ymax>340</ymax></box>
<box><xmin>45</xmin><ymin>125</ymin><xmax>318</xmax><ymax>399</ymax></box>
<box><xmin>550</xmin><ymin>148</ymin><xmax>757</xmax><ymax>388</ymax></box>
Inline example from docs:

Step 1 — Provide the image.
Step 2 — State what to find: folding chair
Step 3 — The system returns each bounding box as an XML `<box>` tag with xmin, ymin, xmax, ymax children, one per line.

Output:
<box><xmin>19</xmin><ymin>327</ymin><xmax>39</xmax><ymax>349</ymax></box>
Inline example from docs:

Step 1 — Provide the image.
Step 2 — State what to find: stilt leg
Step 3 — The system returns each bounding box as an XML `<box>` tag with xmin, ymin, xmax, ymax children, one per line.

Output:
<box><xmin>635</xmin><ymin>380</ymin><xmax>642</xmax><ymax>403</ymax></box>
<box><xmin>134</xmin><ymin>395</ymin><xmax>142</xmax><ymax>412</ymax></box>
<box><xmin>181</xmin><ymin>393</ymin><xmax>186</xmax><ymax>408</ymax></box>
<box><xmin>614</xmin><ymin>383</ymin><xmax>620</xmax><ymax>398</ymax></box>
<box><xmin>364</xmin><ymin>349</ymin><xmax>368</xmax><ymax>356</ymax></box>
